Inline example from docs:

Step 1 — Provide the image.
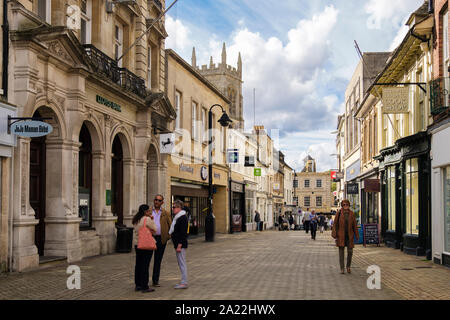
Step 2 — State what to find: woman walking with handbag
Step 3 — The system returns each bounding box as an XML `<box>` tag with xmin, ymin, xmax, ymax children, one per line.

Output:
<box><xmin>331</xmin><ymin>200</ymin><xmax>359</xmax><ymax>274</ymax></box>
<box><xmin>133</xmin><ymin>204</ymin><xmax>157</xmax><ymax>292</ymax></box>
<box><xmin>169</xmin><ymin>200</ymin><xmax>189</xmax><ymax>289</ymax></box>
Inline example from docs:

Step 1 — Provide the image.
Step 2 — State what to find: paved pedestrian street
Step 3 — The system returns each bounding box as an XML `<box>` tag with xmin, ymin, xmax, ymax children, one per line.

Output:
<box><xmin>0</xmin><ymin>230</ymin><xmax>449</xmax><ymax>300</ymax></box>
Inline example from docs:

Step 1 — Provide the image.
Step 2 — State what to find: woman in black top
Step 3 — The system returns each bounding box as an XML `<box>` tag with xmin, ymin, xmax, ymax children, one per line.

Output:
<box><xmin>169</xmin><ymin>200</ymin><xmax>189</xmax><ymax>289</ymax></box>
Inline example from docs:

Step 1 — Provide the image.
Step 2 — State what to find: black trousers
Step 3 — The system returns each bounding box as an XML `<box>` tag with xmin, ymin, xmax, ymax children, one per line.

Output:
<box><xmin>310</xmin><ymin>223</ymin><xmax>317</xmax><ymax>239</ymax></box>
<box><xmin>304</xmin><ymin>221</ymin><xmax>310</xmax><ymax>233</ymax></box>
<box><xmin>135</xmin><ymin>247</ymin><xmax>153</xmax><ymax>290</ymax></box>
<box><xmin>152</xmin><ymin>235</ymin><xmax>166</xmax><ymax>285</ymax></box>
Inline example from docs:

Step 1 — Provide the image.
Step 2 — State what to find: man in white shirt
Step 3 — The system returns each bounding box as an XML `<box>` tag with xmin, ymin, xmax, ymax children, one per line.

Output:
<box><xmin>302</xmin><ymin>208</ymin><xmax>311</xmax><ymax>234</ymax></box>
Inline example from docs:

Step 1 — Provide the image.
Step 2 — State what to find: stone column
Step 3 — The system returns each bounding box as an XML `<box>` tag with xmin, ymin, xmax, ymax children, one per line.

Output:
<box><xmin>43</xmin><ymin>139</ymin><xmax>82</xmax><ymax>262</ymax></box>
<box><xmin>12</xmin><ymin>137</ymin><xmax>39</xmax><ymax>271</ymax></box>
<box><xmin>122</xmin><ymin>158</ymin><xmax>135</xmax><ymax>227</ymax></box>
<box><xmin>91</xmin><ymin>151</ymin><xmax>116</xmax><ymax>254</ymax></box>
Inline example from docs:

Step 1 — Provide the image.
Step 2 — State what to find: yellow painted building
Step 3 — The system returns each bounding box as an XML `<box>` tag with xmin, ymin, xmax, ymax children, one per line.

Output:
<box><xmin>165</xmin><ymin>49</ymin><xmax>231</xmax><ymax>234</ymax></box>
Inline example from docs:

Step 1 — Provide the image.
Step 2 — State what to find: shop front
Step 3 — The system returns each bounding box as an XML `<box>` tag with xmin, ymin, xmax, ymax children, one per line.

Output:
<box><xmin>429</xmin><ymin>119</ymin><xmax>450</xmax><ymax>266</ymax></box>
<box><xmin>244</xmin><ymin>180</ymin><xmax>257</xmax><ymax>231</ymax></box>
<box><xmin>377</xmin><ymin>132</ymin><xmax>431</xmax><ymax>256</ymax></box>
<box><xmin>345</xmin><ymin>160</ymin><xmax>361</xmax><ymax>223</ymax></box>
<box><xmin>169</xmin><ymin>162</ymin><xmax>229</xmax><ymax>234</ymax></box>
<box><xmin>230</xmin><ymin>181</ymin><xmax>245</xmax><ymax>233</ymax></box>
<box><xmin>360</xmin><ymin>173</ymin><xmax>380</xmax><ymax>225</ymax></box>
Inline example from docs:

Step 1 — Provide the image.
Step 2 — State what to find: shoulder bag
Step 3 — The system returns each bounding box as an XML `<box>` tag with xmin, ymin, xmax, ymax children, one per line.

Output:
<box><xmin>137</xmin><ymin>217</ymin><xmax>157</xmax><ymax>250</ymax></box>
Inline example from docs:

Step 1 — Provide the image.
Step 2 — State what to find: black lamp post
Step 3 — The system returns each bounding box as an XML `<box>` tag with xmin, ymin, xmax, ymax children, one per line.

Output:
<box><xmin>205</xmin><ymin>104</ymin><xmax>232</xmax><ymax>242</ymax></box>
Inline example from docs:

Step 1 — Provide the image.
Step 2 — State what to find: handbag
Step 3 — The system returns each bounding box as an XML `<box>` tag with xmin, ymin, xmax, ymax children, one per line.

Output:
<box><xmin>137</xmin><ymin>217</ymin><xmax>157</xmax><ymax>250</ymax></box>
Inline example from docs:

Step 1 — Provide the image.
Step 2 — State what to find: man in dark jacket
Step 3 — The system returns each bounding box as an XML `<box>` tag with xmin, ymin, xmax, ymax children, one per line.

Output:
<box><xmin>254</xmin><ymin>210</ymin><xmax>261</xmax><ymax>231</ymax></box>
<box><xmin>170</xmin><ymin>200</ymin><xmax>189</xmax><ymax>289</ymax></box>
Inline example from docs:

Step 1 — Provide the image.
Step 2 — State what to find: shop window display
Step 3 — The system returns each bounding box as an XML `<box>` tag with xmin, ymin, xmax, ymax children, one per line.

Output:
<box><xmin>445</xmin><ymin>166</ymin><xmax>450</xmax><ymax>253</ymax></box>
<box><xmin>405</xmin><ymin>159</ymin><xmax>419</xmax><ymax>235</ymax></box>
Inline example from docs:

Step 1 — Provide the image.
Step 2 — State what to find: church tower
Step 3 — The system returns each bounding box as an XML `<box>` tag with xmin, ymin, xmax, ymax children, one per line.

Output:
<box><xmin>191</xmin><ymin>43</ymin><xmax>244</xmax><ymax>130</ymax></box>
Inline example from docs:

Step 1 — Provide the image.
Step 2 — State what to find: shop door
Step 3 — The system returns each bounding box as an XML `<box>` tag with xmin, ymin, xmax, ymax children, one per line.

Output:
<box><xmin>30</xmin><ymin>137</ymin><xmax>46</xmax><ymax>256</ymax></box>
<box><xmin>111</xmin><ymin>137</ymin><xmax>123</xmax><ymax>225</ymax></box>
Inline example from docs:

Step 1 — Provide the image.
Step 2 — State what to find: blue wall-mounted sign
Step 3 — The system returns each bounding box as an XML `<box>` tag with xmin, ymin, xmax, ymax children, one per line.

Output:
<box><xmin>10</xmin><ymin>120</ymin><xmax>53</xmax><ymax>137</ymax></box>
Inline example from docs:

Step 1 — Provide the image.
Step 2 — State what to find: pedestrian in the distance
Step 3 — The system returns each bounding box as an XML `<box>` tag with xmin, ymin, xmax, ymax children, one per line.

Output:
<box><xmin>324</xmin><ymin>216</ymin><xmax>329</xmax><ymax>231</ymax></box>
<box><xmin>254</xmin><ymin>210</ymin><xmax>261</xmax><ymax>231</ymax></box>
<box><xmin>170</xmin><ymin>200</ymin><xmax>189</xmax><ymax>289</ymax></box>
<box><xmin>332</xmin><ymin>199</ymin><xmax>359</xmax><ymax>274</ymax></box>
<box><xmin>289</xmin><ymin>214</ymin><xmax>294</xmax><ymax>230</ymax></box>
<box><xmin>310</xmin><ymin>210</ymin><xmax>318</xmax><ymax>240</ymax></box>
<box><xmin>133</xmin><ymin>204</ymin><xmax>157</xmax><ymax>293</ymax></box>
<box><xmin>150</xmin><ymin>194</ymin><xmax>172</xmax><ymax>287</ymax></box>
<box><xmin>278</xmin><ymin>214</ymin><xmax>284</xmax><ymax>231</ymax></box>
<box><xmin>318</xmin><ymin>213</ymin><xmax>325</xmax><ymax>233</ymax></box>
<box><xmin>303</xmin><ymin>208</ymin><xmax>311</xmax><ymax>233</ymax></box>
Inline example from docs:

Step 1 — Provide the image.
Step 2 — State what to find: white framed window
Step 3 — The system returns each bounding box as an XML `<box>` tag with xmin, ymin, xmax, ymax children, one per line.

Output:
<box><xmin>80</xmin><ymin>0</ymin><xmax>92</xmax><ymax>44</ymax></box>
<box><xmin>304</xmin><ymin>179</ymin><xmax>310</xmax><ymax>188</ymax></box>
<box><xmin>316</xmin><ymin>179</ymin><xmax>322</xmax><ymax>188</ymax></box>
<box><xmin>147</xmin><ymin>46</ymin><xmax>152</xmax><ymax>87</ymax></box>
<box><xmin>192</xmin><ymin>101</ymin><xmax>198</xmax><ymax>141</ymax></box>
<box><xmin>38</xmin><ymin>0</ymin><xmax>51</xmax><ymax>24</ymax></box>
<box><xmin>304</xmin><ymin>196</ymin><xmax>310</xmax><ymax>207</ymax></box>
<box><xmin>175</xmin><ymin>91</ymin><xmax>181</xmax><ymax>130</ymax></box>
<box><xmin>316</xmin><ymin>196</ymin><xmax>322</xmax><ymax>207</ymax></box>
<box><xmin>202</xmin><ymin>107</ymin><xmax>207</xmax><ymax>142</ymax></box>
<box><xmin>114</xmin><ymin>24</ymin><xmax>123</xmax><ymax>67</ymax></box>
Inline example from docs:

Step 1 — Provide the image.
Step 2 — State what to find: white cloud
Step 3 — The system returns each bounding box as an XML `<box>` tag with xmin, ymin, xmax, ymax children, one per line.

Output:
<box><xmin>165</xmin><ymin>16</ymin><xmax>191</xmax><ymax>51</ymax></box>
<box><xmin>365</xmin><ymin>0</ymin><xmax>423</xmax><ymax>30</ymax></box>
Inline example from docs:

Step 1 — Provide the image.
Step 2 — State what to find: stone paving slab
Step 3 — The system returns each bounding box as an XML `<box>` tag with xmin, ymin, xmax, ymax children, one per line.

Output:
<box><xmin>0</xmin><ymin>230</ymin><xmax>448</xmax><ymax>300</ymax></box>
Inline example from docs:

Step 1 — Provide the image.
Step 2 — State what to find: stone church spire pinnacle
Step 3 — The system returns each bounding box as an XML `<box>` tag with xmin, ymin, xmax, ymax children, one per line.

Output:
<box><xmin>191</xmin><ymin>47</ymin><xmax>197</xmax><ymax>68</ymax></box>
<box><xmin>221</xmin><ymin>42</ymin><xmax>227</xmax><ymax>66</ymax></box>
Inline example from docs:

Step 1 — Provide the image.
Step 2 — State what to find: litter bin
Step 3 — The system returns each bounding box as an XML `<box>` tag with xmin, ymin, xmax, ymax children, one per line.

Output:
<box><xmin>116</xmin><ymin>226</ymin><xmax>134</xmax><ymax>253</ymax></box>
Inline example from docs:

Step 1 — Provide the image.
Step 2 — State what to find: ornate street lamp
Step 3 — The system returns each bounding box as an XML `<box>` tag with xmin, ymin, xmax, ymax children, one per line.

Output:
<box><xmin>206</xmin><ymin>104</ymin><xmax>232</xmax><ymax>242</ymax></box>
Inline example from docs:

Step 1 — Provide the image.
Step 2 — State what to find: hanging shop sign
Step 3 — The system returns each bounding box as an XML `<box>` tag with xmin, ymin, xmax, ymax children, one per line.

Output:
<box><xmin>9</xmin><ymin>119</ymin><xmax>53</xmax><ymax>138</ymax></box>
<box><xmin>227</xmin><ymin>149</ymin><xmax>239</xmax><ymax>164</ymax></box>
<box><xmin>160</xmin><ymin>133</ymin><xmax>175</xmax><ymax>154</ymax></box>
<box><xmin>254</xmin><ymin>168</ymin><xmax>262</xmax><ymax>176</ymax></box>
<box><xmin>200</xmin><ymin>166</ymin><xmax>208</xmax><ymax>181</ymax></box>
<box><xmin>381</xmin><ymin>87</ymin><xmax>409</xmax><ymax>114</ymax></box>
<box><xmin>96</xmin><ymin>95</ymin><xmax>121</xmax><ymax>112</ymax></box>
<box><xmin>245</xmin><ymin>156</ymin><xmax>255</xmax><ymax>167</ymax></box>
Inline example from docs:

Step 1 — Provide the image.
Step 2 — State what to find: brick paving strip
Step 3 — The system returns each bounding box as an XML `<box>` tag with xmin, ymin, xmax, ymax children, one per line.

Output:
<box><xmin>0</xmin><ymin>230</ymin><xmax>448</xmax><ymax>300</ymax></box>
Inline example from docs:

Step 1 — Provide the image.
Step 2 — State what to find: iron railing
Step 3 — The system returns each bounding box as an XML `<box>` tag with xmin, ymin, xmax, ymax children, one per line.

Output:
<box><xmin>83</xmin><ymin>44</ymin><xmax>147</xmax><ymax>99</ymax></box>
<box><xmin>430</xmin><ymin>77</ymin><xmax>450</xmax><ymax>115</ymax></box>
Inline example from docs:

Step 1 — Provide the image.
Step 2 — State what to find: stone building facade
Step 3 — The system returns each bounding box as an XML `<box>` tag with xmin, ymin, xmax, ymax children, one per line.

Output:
<box><xmin>7</xmin><ymin>0</ymin><xmax>174</xmax><ymax>271</ymax></box>
<box><xmin>165</xmin><ymin>49</ymin><xmax>230</xmax><ymax>234</ymax></box>
<box><xmin>294</xmin><ymin>157</ymin><xmax>332</xmax><ymax>213</ymax></box>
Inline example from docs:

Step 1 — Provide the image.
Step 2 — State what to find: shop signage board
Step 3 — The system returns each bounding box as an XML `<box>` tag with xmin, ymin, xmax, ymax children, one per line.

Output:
<box><xmin>10</xmin><ymin>120</ymin><xmax>53</xmax><ymax>138</ymax></box>
<box><xmin>254</xmin><ymin>168</ymin><xmax>261</xmax><ymax>176</ymax></box>
<box><xmin>363</xmin><ymin>224</ymin><xmax>380</xmax><ymax>246</ymax></box>
<box><xmin>245</xmin><ymin>156</ymin><xmax>255</xmax><ymax>167</ymax></box>
<box><xmin>96</xmin><ymin>95</ymin><xmax>121</xmax><ymax>112</ymax></box>
<box><xmin>160</xmin><ymin>133</ymin><xmax>175</xmax><ymax>154</ymax></box>
<box><xmin>382</xmin><ymin>87</ymin><xmax>409</xmax><ymax>113</ymax></box>
<box><xmin>227</xmin><ymin>149</ymin><xmax>239</xmax><ymax>164</ymax></box>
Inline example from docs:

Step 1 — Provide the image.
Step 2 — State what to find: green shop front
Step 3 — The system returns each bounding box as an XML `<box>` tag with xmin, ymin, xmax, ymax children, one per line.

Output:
<box><xmin>376</xmin><ymin>132</ymin><xmax>431</xmax><ymax>257</ymax></box>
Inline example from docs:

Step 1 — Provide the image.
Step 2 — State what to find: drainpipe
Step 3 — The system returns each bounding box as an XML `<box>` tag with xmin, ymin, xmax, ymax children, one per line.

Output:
<box><xmin>2</xmin><ymin>0</ymin><xmax>9</xmax><ymax>99</ymax></box>
<box><xmin>8</xmin><ymin>150</ymin><xmax>13</xmax><ymax>272</ymax></box>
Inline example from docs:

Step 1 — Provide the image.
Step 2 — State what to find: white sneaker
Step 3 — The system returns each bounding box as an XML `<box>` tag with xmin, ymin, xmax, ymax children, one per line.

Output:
<box><xmin>174</xmin><ymin>283</ymin><xmax>188</xmax><ymax>289</ymax></box>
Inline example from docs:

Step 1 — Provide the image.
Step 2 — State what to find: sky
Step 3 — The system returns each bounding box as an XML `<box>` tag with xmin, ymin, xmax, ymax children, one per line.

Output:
<box><xmin>164</xmin><ymin>0</ymin><xmax>424</xmax><ymax>172</ymax></box>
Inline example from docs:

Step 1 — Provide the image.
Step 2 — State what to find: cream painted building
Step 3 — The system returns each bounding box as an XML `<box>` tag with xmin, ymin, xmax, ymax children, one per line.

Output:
<box><xmin>165</xmin><ymin>49</ymin><xmax>231</xmax><ymax>234</ymax></box>
<box><xmin>7</xmin><ymin>0</ymin><xmax>175</xmax><ymax>271</ymax></box>
<box><xmin>294</xmin><ymin>158</ymin><xmax>333</xmax><ymax>214</ymax></box>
